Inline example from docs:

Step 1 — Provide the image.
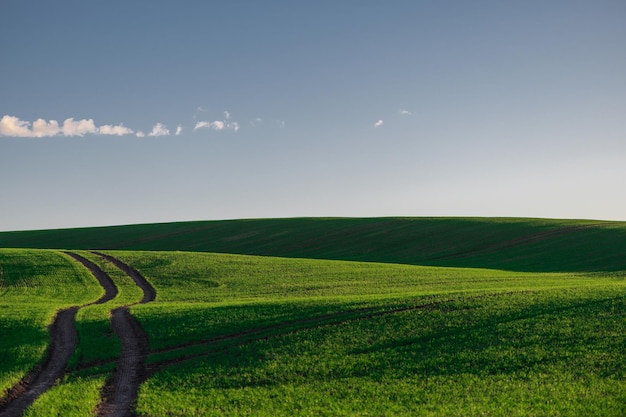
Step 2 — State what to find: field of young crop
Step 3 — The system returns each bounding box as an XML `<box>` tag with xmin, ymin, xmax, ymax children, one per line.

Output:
<box><xmin>1</xmin><ymin>217</ymin><xmax>625</xmax><ymax>416</ymax></box>
<box><xmin>0</xmin><ymin>250</ymin><xmax>102</xmax><ymax>399</ymax></box>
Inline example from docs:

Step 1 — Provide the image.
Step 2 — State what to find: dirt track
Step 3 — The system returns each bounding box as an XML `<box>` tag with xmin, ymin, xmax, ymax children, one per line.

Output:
<box><xmin>0</xmin><ymin>308</ymin><xmax>78</xmax><ymax>417</ymax></box>
<box><xmin>0</xmin><ymin>253</ymin><xmax>118</xmax><ymax>417</ymax></box>
<box><xmin>94</xmin><ymin>252</ymin><xmax>156</xmax><ymax>304</ymax></box>
<box><xmin>93</xmin><ymin>253</ymin><xmax>155</xmax><ymax>417</ymax></box>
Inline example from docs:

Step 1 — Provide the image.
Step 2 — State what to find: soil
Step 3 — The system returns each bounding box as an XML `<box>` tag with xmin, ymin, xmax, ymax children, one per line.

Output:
<box><xmin>0</xmin><ymin>308</ymin><xmax>78</xmax><ymax>417</ymax></box>
<box><xmin>93</xmin><ymin>253</ymin><xmax>155</xmax><ymax>417</ymax></box>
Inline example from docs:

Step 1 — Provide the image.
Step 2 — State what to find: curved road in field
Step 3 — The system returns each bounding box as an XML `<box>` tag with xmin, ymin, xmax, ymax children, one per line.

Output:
<box><xmin>92</xmin><ymin>252</ymin><xmax>156</xmax><ymax>417</ymax></box>
<box><xmin>0</xmin><ymin>253</ymin><xmax>117</xmax><ymax>417</ymax></box>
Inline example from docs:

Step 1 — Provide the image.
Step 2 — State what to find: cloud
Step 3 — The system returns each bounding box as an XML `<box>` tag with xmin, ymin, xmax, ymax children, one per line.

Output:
<box><xmin>374</xmin><ymin>119</ymin><xmax>384</xmax><ymax>128</ymax></box>
<box><xmin>148</xmin><ymin>122</ymin><xmax>170</xmax><ymax>137</ymax></box>
<box><xmin>98</xmin><ymin>124</ymin><xmax>134</xmax><ymax>136</ymax></box>
<box><xmin>32</xmin><ymin>118</ymin><xmax>61</xmax><ymax>137</ymax></box>
<box><xmin>194</xmin><ymin>112</ymin><xmax>240</xmax><ymax>132</ymax></box>
<box><xmin>175</xmin><ymin>125</ymin><xmax>183</xmax><ymax>135</ymax></box>
<box><xmin>400</xmin><ymin>109</ymin><xmax>412</xmax><ymax>115</ymax></box>
<box><xmin>0</xmin><ymin>115</ymin><xmax>135</xmax><ymax>137</ymax></box>
<box><xmin>62</xmin><ymin>118</ymin><xmax>98</xmax><ymax>136</ymax></box>
<box><xmin>136</xmin><ymin>131</ymin><xmax>145</xmax><ymax>138</ymax></box>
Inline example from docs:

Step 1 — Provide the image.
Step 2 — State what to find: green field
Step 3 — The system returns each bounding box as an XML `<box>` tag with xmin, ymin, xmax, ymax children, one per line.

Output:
<box><xmin>1</xmin><ymin>217</ymin><xmax>625</xmax><ymax>416</ymax></box>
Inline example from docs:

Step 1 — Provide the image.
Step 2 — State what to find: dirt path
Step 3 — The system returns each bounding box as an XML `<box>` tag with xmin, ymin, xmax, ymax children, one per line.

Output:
<box><xmin>0</xmin><ymin>308</ymin><xmax>78</xmax><ymax>417</ymax></box>
<box><xmin>94</xmin><ymin>252</ymin><xmax>156</xmax><ymax>303</ymax></box>
<box><xmin>0</xmin><ymin>252</ymin><xmax>119</xmax><ymax>417</ymax></box>
<box><xmin>65</xmin><ymin>252</ymin><xmax>118</xmax><ymax>304</ymax></box>
<box><xmin>93</xmin><ymin>253</ymin><xmax>155</xmax><ymax>417</ymax></box>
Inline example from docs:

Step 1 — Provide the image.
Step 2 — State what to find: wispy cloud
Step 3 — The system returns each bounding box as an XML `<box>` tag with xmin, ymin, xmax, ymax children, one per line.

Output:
<box><xmin>399</xmin><ymin>109</ymin><xmax>412</xmax><ymax>115</ymax></box>
<box><xmin>147</xmin><ymin>122</ymin><xmax>170</xmax><ymax>137</ymax></box>
<box><xmin>194</xmin><ymin>111</ymin><xmax>240</xmax><ymax>132</ymax></box>
<box><xmin>250</xmin><ymin>117</ymin><xmax>263</xmax><ymax>127</ymax></box>
<box><xmin>175</xmin><ymin>125</ymin><xmax>183</xmax><ymax>136</ymax></box>
<box><xmin>0</xmin><ymin>115</ymin><xmax>134</xmax><ymax>137</ymax></box>
<box><xmin>374</xmin><ymin>119</ymin><xmax>384</xmax><ymax>128</ymax></box>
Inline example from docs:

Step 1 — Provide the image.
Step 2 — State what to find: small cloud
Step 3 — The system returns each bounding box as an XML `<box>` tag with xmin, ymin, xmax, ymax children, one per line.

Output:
<box><xmin>374</xmin><ymin>119</ymin><xmax>384</xmax><ymax>128</ymax></box>
<box><xmin>278</xmin><ymin>120</ymin><xmax>285</xmax><ymax>128</ymax></box>
<box><xmin>194</xmin><ymin>112</ymin><xmax>240</xmax><ymax>132</ymax></box>
<box><xmin>61</xmin><ymin>118</ymin><xmax>98</xmax><ymax>136</ymax></box>
<box><xmin>0</xmin><ymin>115</ymin><xmax>33</xmax><ymax>137</ymax></box>
<box><xmin>148</xmin><ymin>123</ymin><xmax>170</xmax><ymax>137</ymax></box>
<box><xmin>136</xmin><ymin>131</ymin><xmax>145</xmax><ymax>138</ymax></box>
<box><xmin>250</xmin><ymin>117</ymin><xmax>263</xmax><ymax>127</ymax></box>
<box><xmin>175</xmin><ymin>125</ymin><xmax>183</xmax><ymax>136</ymax></box>
<box><xmin>195</xmin><ymin>121</ymin><xmax>225</xmax><ymax>130</ymax></box>
<box><xmin>32</xmin><ymin>118</ymin><xmax>61</xmax><ymax>137</ymax></box>
<box><xmin>400</xmin><ymin>109</ymin><xmax>411</xmax><ymax>115</ymax></box>
<box><xmin>98</xmin><ymin>124</ymin><xmax>134</xmax><ymax>136</ymax></box>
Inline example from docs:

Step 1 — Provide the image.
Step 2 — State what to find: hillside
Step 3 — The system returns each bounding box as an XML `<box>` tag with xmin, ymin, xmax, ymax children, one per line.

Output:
<box><xmin>1</xmin><ymin>217</ymin><xmax>625</xmax><ymax>272</ymax></box>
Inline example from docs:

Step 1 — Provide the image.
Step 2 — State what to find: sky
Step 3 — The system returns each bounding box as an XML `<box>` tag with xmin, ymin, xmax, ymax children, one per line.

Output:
<box><xmin>1</xmin><ymin>1</ymin><xmax>625</xmax><ymax>231</ymax></box>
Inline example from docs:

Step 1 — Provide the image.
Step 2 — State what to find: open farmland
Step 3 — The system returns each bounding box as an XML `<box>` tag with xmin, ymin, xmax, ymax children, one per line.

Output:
<box><xmin>1</xmin><ymin>217</ymin><xmax>625</xmax><ymax>416</ymax></box>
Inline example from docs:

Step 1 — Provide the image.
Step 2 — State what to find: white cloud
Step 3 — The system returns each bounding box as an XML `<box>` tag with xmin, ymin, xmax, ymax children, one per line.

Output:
<box><xmin>194</xmin><ymin>112</ymin><xmax>240</xmax><ymax>132</ymax></box>
<box><xmin>400</xmin><ymin>109</ymin><xmax>411</xmax><ymax>115</ymax></box>
<box><xmin>212</xmin><ymin>121</ymin><xmax>225</xmax><ymax>130</ymax></box>
<box><xmin>0</xmin><ymin>115</ymin><xmax>135</xmax><ymax>137</ymax></box>
<box><xmin>195</xmin><ymin>121</ymin><xmax>225</xmax><ymax>130</ymax></box>
<box><xmin>0</xmin><ymin>115</ymin><xmax>33</xmax><ymax>137</ymax></box>
<box><xmin>175</xmin><ymin>125</ymin><xmax>183</xmax><ymax>135</ymax></box>
<box><xmin>374</xmin><ymin>119</ymin><xmax>384</xmax><ymax>128</ymax></box>
<box><xmin>148</xmin><ymin>123</ymin><xmax>170</xmax><ymax>137</ymax></box>
<box><xmin>250</xmin><ymin>117</ymin><xmax>263</xmax><ymax>127</ymax></box>
<box><xmin>98</xmin><ymin>124</ymin><xmax>134</xmax><ymax>136</ymax></box>
<box><xmin>32</xmin><ymin>118</ymin><xmax>61</xmax><ymax>137</ymax></box>
<box><xmin>62</xmin><ymin>118</ymin><xmax>97</xmax><ymax>136</ymax></box>
<box><xmin>136</xmin><ymin>131</ymin><xmax>145</xmax><ymax>138</ymax></box>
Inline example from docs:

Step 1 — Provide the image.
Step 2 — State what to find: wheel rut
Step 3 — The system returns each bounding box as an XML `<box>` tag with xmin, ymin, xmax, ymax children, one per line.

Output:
<box><xmin>0</xmin><ymin>253</ymin><xmax>117</xmax><ymax>417</ymax></box>
<box><xmin>92</xmin><ymin>253</ymin><xmax>155</xmax><ymax>417</ymax></box>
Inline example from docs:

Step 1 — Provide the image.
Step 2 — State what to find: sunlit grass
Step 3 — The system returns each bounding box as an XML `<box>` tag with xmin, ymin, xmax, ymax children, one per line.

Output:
<box><xmin>0</xmin><ymin>249</ymin><xmax>102</xmax><ymax>395</ymax></box>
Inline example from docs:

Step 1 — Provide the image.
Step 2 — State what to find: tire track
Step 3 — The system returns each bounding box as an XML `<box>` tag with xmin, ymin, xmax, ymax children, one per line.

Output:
<box><xmin>147</xmin><ymin>291</ymin><xmax>532</xmax><ymax>373</ymax></box>
<box><xmin>0</xmin><ymin>253</ymin><xmax>117</xmax><ymax>417</ymax></box>
<box><xmin>93</xmin><ymin>253</ymin><xmax>155</xmax><ymax>417</ymax></box>
<box><xmin>70</xmin><ymin>290</ymin><xmax>534</xmax><ymax>377</ymax></box>
<box><xmin>93</xmin><ymin>253</ymin><xmax>155</xmax><ymax>304</ymax></box>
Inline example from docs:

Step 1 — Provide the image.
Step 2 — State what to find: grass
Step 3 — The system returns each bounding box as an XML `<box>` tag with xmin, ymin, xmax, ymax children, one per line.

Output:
<box><xmin>0</xmin><ymin>249</ymin><xmax>102</xmax><ymax>396</ymax></box>
<box><xmin>99</xmin><ymin>250</ymin><xmax>626</xmax><ymax>416</ymax></box>
<box><xmin>1</xmin><ymin>217</ymin><xmax>626</xmax><ymax>272</ymax></box>
<box><xmin>24</xmin><ymin>251</ymin><xmax>147</xmax><ymax>416</ymax></box>
<box><xmin>1</xmin><ymin>217</ymin><xmax>625</xmax><ymax>415</ymax></box>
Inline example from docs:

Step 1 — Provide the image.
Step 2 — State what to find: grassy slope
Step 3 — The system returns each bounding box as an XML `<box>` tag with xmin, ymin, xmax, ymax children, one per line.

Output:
<box><xmin>2</xmin><ymin>218</ymin><xmax>626</xmax><ymax>415</ymax></box>
<box><xmin>24</xmin><ymin>251</ymin><xmax>146</xmax><ymax>417</ymax></box>
<box><xmin>1</xmin><ymin>217</ymin><xmax>626</xmax><ymax>272</ymax></box>
<box><xmin>103</xmin><ymin>251</ymin><xmax>626</xmax><ymax>417</ymax></box>
<box><xmin>0</xmin><ymin>249</ymin><xmax>102</xmax><ymax>396</ymax></box>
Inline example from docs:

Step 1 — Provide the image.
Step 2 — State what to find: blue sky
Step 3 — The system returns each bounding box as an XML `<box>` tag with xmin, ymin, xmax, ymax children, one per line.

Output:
<box><xmin>1</xmin><ymin>1</ymin><xmax>625</xmax><ymax>231</ymax></box>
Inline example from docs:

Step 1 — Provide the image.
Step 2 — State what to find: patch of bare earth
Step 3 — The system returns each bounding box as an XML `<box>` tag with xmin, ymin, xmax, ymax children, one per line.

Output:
<box><xmin>93</xmin><ymin>253</ymin><xmax>155</xmax><ymax>417</ymax></box>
